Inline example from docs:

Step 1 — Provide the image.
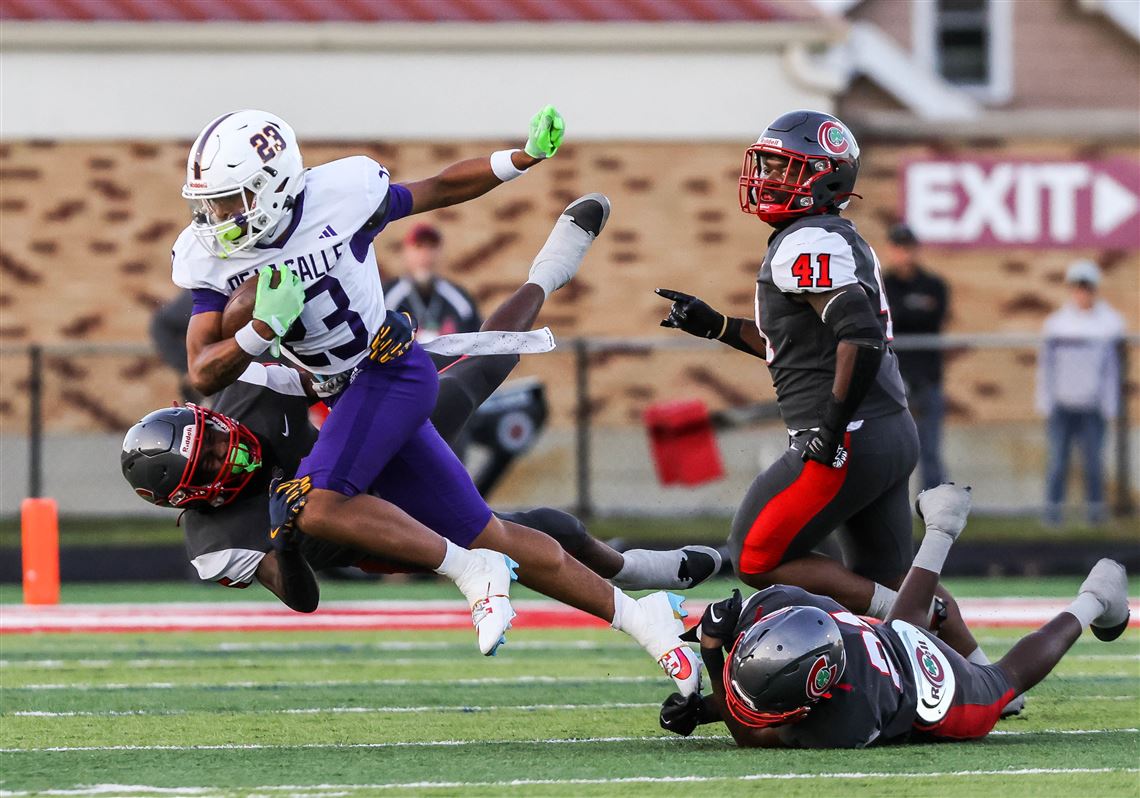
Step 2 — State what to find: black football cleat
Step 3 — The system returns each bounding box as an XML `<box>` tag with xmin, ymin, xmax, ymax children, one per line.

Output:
<box><xmin>1080</xmin><ymin>559</ymin><xmax>1130</xmax><ymax>642</ymax></box>
<box><xmin>677</xmin><ymin>546</ymin><xmax>723</xmax><ymax>589</ymax></box>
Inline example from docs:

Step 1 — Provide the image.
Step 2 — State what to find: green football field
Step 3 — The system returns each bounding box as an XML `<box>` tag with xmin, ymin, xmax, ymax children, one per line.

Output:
<box><xmin>2</xmin><ymin>578</ymin><xmax>1138</xmax><ymax>797</ymax></box>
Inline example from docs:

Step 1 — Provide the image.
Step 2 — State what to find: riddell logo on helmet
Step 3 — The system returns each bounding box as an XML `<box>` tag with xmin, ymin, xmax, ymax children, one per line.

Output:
<box><xmin>817</xmin><ymin>121</ymin><xmax>849</xmax><ymax>156</ymax></box>
<box><xmin>806</xmin><ymin>655</ymin><xmax>838</xmax><ymax>699</ymax></box>
<box><xmin>759</xmin><ymin>137</ymin><xmax>783</xmax><ymax>148</ymax></box>
<box><xmin>179</xmin><ymin>424</ymin><xmax>197</xmax><ymax>458</ymax></box>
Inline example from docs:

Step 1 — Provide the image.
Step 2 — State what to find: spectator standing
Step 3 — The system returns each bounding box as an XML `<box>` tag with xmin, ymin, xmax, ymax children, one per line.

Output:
<box><xmin>882</xmin><ymin>223</ymin><xmax>949</xmax><ymax>490</ymax></box>
<box><xmin>1037</xmin><ymin>260</ymin><xmax>1125</xmax><ymax>527</ymax></box>
<box><xmin>383</xmin><ymin>223</ymin><xmax>481</xmax><ymax>369</ymax></box>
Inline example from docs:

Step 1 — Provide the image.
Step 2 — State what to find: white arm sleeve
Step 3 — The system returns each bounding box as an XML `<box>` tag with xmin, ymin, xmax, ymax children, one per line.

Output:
<box><xmin>236</xmin><ymin>362</ymin><xmax>309</xmax><ymax>397</ymax></box>
<box><xmin>770</xmin><ymin>228</ymin><xmax>859</xmax><ymax>294</ymax></box>
<box><xmin>191</xmin><ymin>548</ymin><xmax>265</xmax><ymax>587</ymax></box>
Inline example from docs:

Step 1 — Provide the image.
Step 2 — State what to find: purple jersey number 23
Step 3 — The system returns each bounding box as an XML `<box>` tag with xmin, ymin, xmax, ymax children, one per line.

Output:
<box><xmin>283</xmin><ymin>274</ymin><xmax>369</xmax><ymax>369</ymax></box>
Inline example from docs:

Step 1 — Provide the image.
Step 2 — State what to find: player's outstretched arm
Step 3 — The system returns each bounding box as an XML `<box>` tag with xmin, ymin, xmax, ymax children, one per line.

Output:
<box><xmin>402</xmin><ymin>105</ymin><xmax>563</xmax><ymax>214</ymax></box>
<box><xmin>255</xmin><ymin>550</ymin><xmax>320</xmax><ymax>614</ymax></box>
<box><xmin>655</xmin><ymin>288</ymin><xmax>766</xmax><ymax>358</ymax></box>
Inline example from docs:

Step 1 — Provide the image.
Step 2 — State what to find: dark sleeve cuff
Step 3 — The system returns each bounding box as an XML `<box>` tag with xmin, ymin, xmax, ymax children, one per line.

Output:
<box><xmin>190</xmin><ymin>288</ymin><xmax>228</xmax><ymax>316</ymax></box>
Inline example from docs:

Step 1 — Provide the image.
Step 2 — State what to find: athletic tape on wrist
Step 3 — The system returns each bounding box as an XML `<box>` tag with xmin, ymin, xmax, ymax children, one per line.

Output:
<box><xmin>235</xmin><ymin>320</ymin><xmax>274</xmax><ymax>356</ymax></box>
<box><xmin>490</xmin><ymin>149</ymin><xmax>527</xmax><ymax>182</ymax></box>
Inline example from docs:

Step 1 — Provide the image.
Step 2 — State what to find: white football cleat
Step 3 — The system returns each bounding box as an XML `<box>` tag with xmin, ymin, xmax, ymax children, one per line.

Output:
<box><xmin>1079</xmin><ymin>558</ymin><xmax>1130</xmax><ymax>642</ymax></box>
<box><xmin>454</xmin><ymin>549</ymin><xmax>519</xmax><ymax>656</ymax></box>
<box><xmin>527</xmin><ymin>193</ymin><xmax>610</xmax><ymax>296</ymax></box>
<box><xmin>635</xmin><ymin>591</ymin><xmax>703</xmax><ymax>696</ymax></box>
<box><xmin>915</xmin><ymin>483</ymin><xmax>972</xmax><ymax>542</ymax></box>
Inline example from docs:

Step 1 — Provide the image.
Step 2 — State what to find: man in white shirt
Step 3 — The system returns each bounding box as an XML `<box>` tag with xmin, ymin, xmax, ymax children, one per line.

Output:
<box><xmin>1036</xmin><ymin>260</ymin><xmax>1125</xmax><ymax>526</ymax></box>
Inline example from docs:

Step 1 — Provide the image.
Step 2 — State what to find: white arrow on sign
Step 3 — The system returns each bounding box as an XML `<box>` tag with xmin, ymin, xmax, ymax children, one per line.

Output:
<box><xmin>1092</xmin><ymin>172</ymin><xmax>1140</xmax><ymax>235</ymax></box>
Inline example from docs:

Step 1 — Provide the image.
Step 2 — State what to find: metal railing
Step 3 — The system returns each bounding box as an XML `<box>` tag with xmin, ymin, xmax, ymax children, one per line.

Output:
<box><xmin>2</xmin><ymin>333</ymin><xmax>1136</xmax><ymax>517</ymax></box>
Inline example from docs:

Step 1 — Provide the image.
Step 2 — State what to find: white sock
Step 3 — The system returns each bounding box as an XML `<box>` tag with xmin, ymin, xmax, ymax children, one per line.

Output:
<box><xmin>432</xmin><ymin>540</ymin><xmax>469</xmax><ymax>581</ymax></box>
<box><xmin>911</xmin><ymin>530</ymin><xmax>954</xmax><ymax>574</ymax></box>
<box><xmin>527</xmin><ymin>216</ymin><xmax>592</xmax><ymax>297</ymax></box>
<box><xmin>1065</xmin><ymin>592</ymin><xmax>1105</xmax><ymax>628</ymax></box>
<box><xmin>967</xmin><ymin>646</ymin><xmax>991</xmax><ymax>665</ymax></box>
<box><xmin>611</xmin><ymin>587</ymin><xmax>636</xmax><ymax>630</ymax></box>
<box><xmin>612</xmin><ymin>549</ymin><xmax>683</xmax><ymax>591</ymax></box>
<box><xmin>867</xmin><ymin>583</ymin><xmax>898</xmax><ymax>619</ymax></box>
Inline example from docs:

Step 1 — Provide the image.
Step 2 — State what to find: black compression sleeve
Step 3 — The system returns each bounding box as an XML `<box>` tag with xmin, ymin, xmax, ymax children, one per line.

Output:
<box><xmin>718</xmin><ymin>317</ymin><xmax>764</xmax><ymax>359</ymax></box>
<box><xmin>818</xmin><ymin>286</ymin><xmax>885</xmax><ymax>429</ymax></box>
<box><xmin>276</xmin><ymin>547</ymin><xmax>320</xmax><ymax>613</ymax></box>
<box><xmin>431</xmin><ymin>354</ymin><xmax>520</xmax><ymax>444</ymax></box>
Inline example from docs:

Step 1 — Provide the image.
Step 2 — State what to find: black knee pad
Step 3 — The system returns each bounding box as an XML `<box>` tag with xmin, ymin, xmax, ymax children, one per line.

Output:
<box><xmin>498</xmin><ymin>507</ymin><xmax>589</xmax><ymax>555</ymax></box>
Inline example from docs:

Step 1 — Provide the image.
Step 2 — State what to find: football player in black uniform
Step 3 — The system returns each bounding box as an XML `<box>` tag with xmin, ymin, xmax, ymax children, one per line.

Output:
<box><xmin>656</xmin><ymin>110</ymin><xmax>988</xmax><ymax>669</ymax></box>
<box><xmin>659</xmin><ymin>484</ymin><xmax>1131</xmax><ymax>748</ymax></box>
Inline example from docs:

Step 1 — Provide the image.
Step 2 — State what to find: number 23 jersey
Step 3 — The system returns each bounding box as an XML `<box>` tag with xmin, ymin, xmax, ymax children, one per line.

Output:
<box><xmin>172</xmin><ymin>156</ymin><xmax>412</xmax><ymax>377</ymax></box>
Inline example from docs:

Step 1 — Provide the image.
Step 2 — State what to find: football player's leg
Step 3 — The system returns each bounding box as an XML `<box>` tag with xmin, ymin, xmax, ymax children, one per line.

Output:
<box><xmin>912</xmin><ymin>634</ymin><xmax>1017</xmax><ymax>742</ymax></box>
<box><xmin>498</xmin><ymin>507</ymin><xmax>721</xmax><ymax>590</ymax></box>
<box><xmin>526</xmin><ymin>193</ymin><xmax>610</xmax><ymax>298</ymax></box>
<box><xmin>471</xmin><ymin>517</ymin><xmax>701</xmax><ymax>695</ymax></box>
<box><xmin>433</xmin><ymin>354</ymin><xmax>520</xmax><ymax>445</ymax></box>
<box><xmin>728</xmin><ymin>437</ymin><xmax>872</xmax><ymax>607</ymax></box>
<box><xmin>997</xmin><ymin>559</ymin><xmax>1130</xmax><ymax>695</ymax></box>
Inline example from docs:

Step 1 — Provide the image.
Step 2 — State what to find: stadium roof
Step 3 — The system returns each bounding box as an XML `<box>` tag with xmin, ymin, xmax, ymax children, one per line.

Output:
<box><xmin>0</xmin><ymin>0</ymin><xmax>812</xmax><ymax>23</ymax></box>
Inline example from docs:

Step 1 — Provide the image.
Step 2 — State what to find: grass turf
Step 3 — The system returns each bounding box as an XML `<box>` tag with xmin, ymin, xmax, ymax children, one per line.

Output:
<box><xmin>1</xmin><ymin>581</ymin><xmax>1138</xmax><ymax>797</ymax></box>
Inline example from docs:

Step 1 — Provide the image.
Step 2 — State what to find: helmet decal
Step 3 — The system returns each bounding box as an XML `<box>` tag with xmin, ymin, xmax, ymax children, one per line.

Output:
<box><xmin>806</xmin><ymin>655</ymin><xmax>839</xmax><ymax>699</ymax></box>
<box><xmin>817</xmin><ymin>121</ymin><xmax>850</xmax><ymax>156</ymax></box>
<box><xmin>759</xmin><ymin>136</ymin><xmax>783</xmax><ymax>147</ymax></box>
<box><xmin>916</xmin><ymin>644</ymin><xmax>946</xmax><ymax>686</ymax></box>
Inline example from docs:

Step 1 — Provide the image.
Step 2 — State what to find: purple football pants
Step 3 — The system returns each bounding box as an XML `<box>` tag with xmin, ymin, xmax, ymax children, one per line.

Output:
<box><xmin>296</xmin><ymin>343</ymin><xmax>493</xmax><ymax>548</ymax></box>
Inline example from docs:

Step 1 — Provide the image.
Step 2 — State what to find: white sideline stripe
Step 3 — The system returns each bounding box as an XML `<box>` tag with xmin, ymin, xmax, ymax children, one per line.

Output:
<box><xmin>3</xmin><ymin>729</ymin><xmax>1136</xmax><ymax>753</ymax></box>
<box><xmin>8</xmin><ymin>675</ymin><xmax>662</xmax><ymax>691</ymax></box>
<box><xmin>4</xmin><ymin>597</ymin><xmax>1137</xmax><ymax>632</ymax></box>
<box><xmin>4</xmin><ymin>649</ymin><xmax>1136</xmax><ymax>671</ymax></box>
<box><xmin>10</xmin><ymin>702</ymin><xmax>661</xmax><ymax>718</ymax></box>
<box><xmin>0</xmin><ymin>769</ymin><xmax>1137</xmax><ymax>795</ymax></box>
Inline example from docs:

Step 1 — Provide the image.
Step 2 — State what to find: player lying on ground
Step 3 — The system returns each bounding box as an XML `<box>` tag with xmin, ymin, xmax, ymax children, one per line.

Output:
<box><xmin>655</xmin><ymin>110</ymin><xmax>1007</xmax><ymax>708</ymax></box>
<box><xmin>129</xmin><ymin>199</ymin><xmax>705</xmax><ymax>688</ymax></box>
<box><xmin>658</xmin><ymin>484</ymin><xmax>1131</xmax><ymax>748</ymax></box>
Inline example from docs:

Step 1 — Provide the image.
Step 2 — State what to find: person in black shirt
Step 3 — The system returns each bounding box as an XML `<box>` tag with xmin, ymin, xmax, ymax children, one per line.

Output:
<box><xmin>384</xmin><ymin>223</ymin><xmax>482</xmax><ymax>369</ymax></box>
<box><xmin>882</xmin><ymin>223</ymin><xmax>949</xmax><ymax>490</ymax></box>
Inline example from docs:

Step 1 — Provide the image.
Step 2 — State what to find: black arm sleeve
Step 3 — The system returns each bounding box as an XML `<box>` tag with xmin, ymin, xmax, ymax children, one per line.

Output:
<box><xmin>818</xmin><ymin>285</ymin><xmax>885</xmax><ymax>430</ymax></box>
<box><xmin>276</xmin><ymin>547</ymin><xmax>320</xmax><ymax>614</ymax></box>
<box><xmin>431</xmin><ymin>354</ymin><xmax>519</xmax><ymax>444</ymax></box>
<box><xmin>719</xmin><ymin>317</ymin><xmax>765</xmax><ymax>359</ymax></box>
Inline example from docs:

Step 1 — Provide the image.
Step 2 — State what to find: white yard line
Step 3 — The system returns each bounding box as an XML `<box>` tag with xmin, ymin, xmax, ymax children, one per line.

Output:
<box><xmin>10</xmin><ymin>702</ymin><xmax>661</xmax><ymax>718</ymax></box>
<box><xmin>1</xmin><ymin>769</ymin><xmax>1137</xmax><ymax>796</ymax></box>
<box><xmin>6</xmin><ymin>674</ymin><xmax>662</xmax><ymax>691</ymax></box>
<box><xmin>3</xmin><ymin>729</ymin><xmax>1135</xmax><ymax>754</ymax></box>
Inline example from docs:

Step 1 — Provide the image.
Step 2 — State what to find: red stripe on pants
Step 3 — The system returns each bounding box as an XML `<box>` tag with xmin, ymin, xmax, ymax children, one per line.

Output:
<box><xmin>922</xmin><ymin>688</ymin><xmax>1016</xmax><ymax>740</ymax></box>
<box><xmin>737</xmin><ymin>437</ymin><xmax>850</xmax><ymax>574</ymax></box>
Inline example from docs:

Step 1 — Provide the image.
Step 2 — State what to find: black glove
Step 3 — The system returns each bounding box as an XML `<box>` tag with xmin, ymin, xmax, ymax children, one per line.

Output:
<box><xmin>800</xmin><ymin>399</ymin><xmax>849</xmax><ymax>468</ymax></box>
<box><xmin>369</xmin><ymin>310</ymin><xmax>417</xmax><ymax>364</ymax></box>
<box><xmin>660</xmin><ymin>692</ymin><xmax>705</xmax><ymax>737</ymax></box>
<box><xmin>268</xmin><ymin>470</ymin><xmax>311</xmax><ymax>552</ymax></box>
<box><xmin>701</xmin><ymin>588</ymin><xmax>743</xmax><ymax>646</ymax></box>
<box><xmin>656</xmin><ymin>288</ymin><xmax>726</xmax><ymax>340</ymax></box>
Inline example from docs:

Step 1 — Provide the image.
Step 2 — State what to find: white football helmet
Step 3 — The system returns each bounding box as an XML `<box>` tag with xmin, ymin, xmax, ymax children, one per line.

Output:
<box><xmin>182</xmin><ymin>110</ymin><xmax>306</xmax><ymax>259</ymax></box>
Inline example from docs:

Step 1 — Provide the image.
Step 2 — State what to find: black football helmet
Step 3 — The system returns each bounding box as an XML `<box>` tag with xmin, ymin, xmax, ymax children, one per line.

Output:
<box><xmin>723</xmin><ymin>605</ymin><xmax>846</xmax><ymax>728</ymax></box>
<box><xmin>121</xmin><ymin>404</ymin><xmax>262</xmax><ymax>509</ymax></box>
<box><xmin>739</xmin><ymin>109</ymin><xmax>860</xmax><ymax>225</ymax></box>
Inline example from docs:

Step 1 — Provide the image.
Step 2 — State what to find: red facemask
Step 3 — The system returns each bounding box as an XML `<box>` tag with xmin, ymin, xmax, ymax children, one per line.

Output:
<box><xmin>167</xmin><ymin>404</ymin><xmax>263</xmax><ymax>508</ymax></box>
<box><xmin>739</xmin><ymin>144</ymin><xmax>835</xmax><ymax>224</ymax></box>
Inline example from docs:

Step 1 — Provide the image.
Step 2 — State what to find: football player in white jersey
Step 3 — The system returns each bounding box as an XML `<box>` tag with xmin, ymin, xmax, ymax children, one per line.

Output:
<box><xmin>169</xmin><ymin>114</ymin><xmax>702</xmax><ymax>690</ymax></box>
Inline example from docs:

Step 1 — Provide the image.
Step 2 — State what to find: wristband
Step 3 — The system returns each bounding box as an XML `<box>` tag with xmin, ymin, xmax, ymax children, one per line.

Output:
<box><xmin>235</xmin><ymin>320</ymin><xmax>274</xmax><ymax>356</ymax></box>
<box><xmin>490</xmin><ymin>149</ymin><xmax>527</xmax><ymax>183</ymax></box>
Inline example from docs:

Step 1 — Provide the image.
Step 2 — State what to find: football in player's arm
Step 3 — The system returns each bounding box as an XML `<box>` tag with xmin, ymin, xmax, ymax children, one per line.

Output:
<box><xmin>660</xmin><ymin>485</ymin><xmax>1130</xmax><ymax>748</ymax></box>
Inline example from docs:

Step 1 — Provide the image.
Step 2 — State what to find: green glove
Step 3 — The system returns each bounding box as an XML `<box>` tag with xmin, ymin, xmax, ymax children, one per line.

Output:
<box><xmin>525</xmin><ymin>104</ymin><xmax>565</xmax><ymax>159</ymax></box>
<box><xmin>253</xmin><ymin>265</ymin><xmax>304</xmax><ymax>357</ymax></box>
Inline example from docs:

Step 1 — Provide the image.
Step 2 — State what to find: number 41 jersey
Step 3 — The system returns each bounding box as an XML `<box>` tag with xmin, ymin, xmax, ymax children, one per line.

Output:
<box><xmin>172</xmin><ymin>156</ymin><xmax>412</xmax><ymax>377</ymax></box>
<box><xmin>754</xmin><ymin>214</ymin><xmax>908</xmax><ymax>430</ymax></box>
